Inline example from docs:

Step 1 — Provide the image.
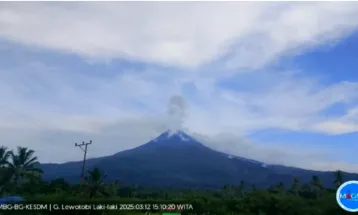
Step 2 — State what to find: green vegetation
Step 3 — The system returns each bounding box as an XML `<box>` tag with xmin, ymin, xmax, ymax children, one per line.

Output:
<box><xmin>0</xmin><ymin>146</ymin><xmax>351</xmax><ymax>215</ymax></box>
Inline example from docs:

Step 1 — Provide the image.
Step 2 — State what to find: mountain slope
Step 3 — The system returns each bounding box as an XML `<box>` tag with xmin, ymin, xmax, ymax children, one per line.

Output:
<box><xmin>40</xmin><ymin>130</ymin><xmax>358</xmax><ymax>188</ymax></box>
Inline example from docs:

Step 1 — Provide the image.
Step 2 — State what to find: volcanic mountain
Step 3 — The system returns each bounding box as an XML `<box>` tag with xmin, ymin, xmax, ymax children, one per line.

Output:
<box><xmin>40</xmin><ymin>130</ymin><xmax>358</xmax><ymax>188</ymax></box>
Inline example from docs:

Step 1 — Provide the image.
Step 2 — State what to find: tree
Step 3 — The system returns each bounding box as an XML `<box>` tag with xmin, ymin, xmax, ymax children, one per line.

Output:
<box><xmin>7</xmin><ymin>147</ymin><xmax>43</xmax><ymax>187</ymax></box>
<box><xmin>290</xmin><ymin>177</ymin><xmax>300</xmax><ymax>196</ymax></box>
<box><xmin>311</xmin><ymin>175</ymin><xmax>323</xmax><ymax>199</ymax></box>
<box><xmin>0</xmin><ymin>146</ymin><xmax>10</xmax><ymax>167</ymax></box>
<box><xmin>268</xmin><ymin>182</ymin><xmax>285</xmax><ymax>194</ymax></box>
<box><xmin>0</xmin><ymin>146</ymin><xmax>11</xmax><ymax>190</ymax></box>
<box><xmin>311</xmin><ymin>176</ymin><xmax>322</xmax><ymax>189</ymax></box>
<box><xmin>222</xmin><ymin>184</ymin><xmax>235</xmax><ymax>197</ymax></box>
<box><xmin>334</xmin><ymin>170</ymin><xmax>343</xmax><ymax>188</ymax></box>
<box><xmin>105</xmin><ymin>180</ymin><xmax>119</xmax><ymax>197</ymax></box>
<box><xmin>49</xmin><ymin>178</ymin><xmax>70</xmax><ymax>193</ymax></box>
<box><xmin>0</xmin><ymin>167</ymin><xmax>13</xmax><ymax>195</ymax></box>
<box><xmin>84</xmin><ymin>167</ymin><xmax>109</xmax><ymax>199</ymax></box>
<box><xmin>239</xmin><ymin>180</ymin><xmax>245</xmax><ymax>195</ymax></box>
<box><xmin>277</xmin><ymin>182</ymin><xmax>285</xmax><ymax>194</ymax></box>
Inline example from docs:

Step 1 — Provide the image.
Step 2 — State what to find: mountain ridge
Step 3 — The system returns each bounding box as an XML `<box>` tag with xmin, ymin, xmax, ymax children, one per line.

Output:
<box><xmin>40</xmin><ymin>130</ymin><xmax>358</xmax><ymax>188</ymax></box>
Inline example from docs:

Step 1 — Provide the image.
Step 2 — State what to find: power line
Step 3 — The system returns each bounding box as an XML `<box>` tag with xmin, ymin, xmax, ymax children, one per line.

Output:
<box><xmin>75</xmin><ymin>140</ymin><xmax>92</xmax><ymax>185</ymax></box>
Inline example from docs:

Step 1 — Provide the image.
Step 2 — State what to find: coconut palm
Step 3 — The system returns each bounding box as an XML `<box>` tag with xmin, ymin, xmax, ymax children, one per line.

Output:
<box><xmin>0</xmin><ymin>167</ymin><xmax>13</xmax><ymax>195</ymax></box>
<box><xmin>7</xmin><ymin>147</ymin><xmax>43</xmax><ymax>186</ymax></box>
<box><xmin>84</xmin><ymin>167</ymin><xmax>109</xmax><ymax>199</ymax></box>
<box><xmin>0</xmin><ymin>146</ymin><xmax>10</xmax><ymax>167</ymax></box>
<box><xmin>0</xmin><ymin>147</ymin><xmax>12</xmax><ymax>194</ymax></box>
<box><xmin>0</xmin><ymin>146</ymin><xmax>10</xmax><ymax>183</ymax></box>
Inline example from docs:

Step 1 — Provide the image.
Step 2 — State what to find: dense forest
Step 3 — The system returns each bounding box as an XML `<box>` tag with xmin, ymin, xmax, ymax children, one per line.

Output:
<box><xmin>0</xmin><ymin>146</ymin><xmax>353</xmax><ymax>215</ymax></box>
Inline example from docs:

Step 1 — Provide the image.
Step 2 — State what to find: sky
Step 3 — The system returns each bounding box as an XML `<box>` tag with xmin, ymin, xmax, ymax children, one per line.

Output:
<box><xmin>1</xmin><ymin>2</ymin><xmax>358</xmax><ymax>173</ymax></box>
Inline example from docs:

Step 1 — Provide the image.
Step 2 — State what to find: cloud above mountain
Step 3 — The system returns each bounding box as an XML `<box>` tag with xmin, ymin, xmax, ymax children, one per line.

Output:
<box><xmin>1</xmin><ymin>2</ymin><xmax>358</xmax><ymax>69</ymax></box>
<box><xmin>0</xmin><ymin>2</ymin><xmax>358</xmax><ymax>172</ymax></box>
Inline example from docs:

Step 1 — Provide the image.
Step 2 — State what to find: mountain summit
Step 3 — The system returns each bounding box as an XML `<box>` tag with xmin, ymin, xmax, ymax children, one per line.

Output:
<box><xmin>40</xmin><ymin>130</ymin><xmax>358</xmax><ymax>189</ymax></box>
<box><xmin>157</xmin><ymin>129</ymin><xmax>195</xmax><ymax>141</ymax></box>
<box><xmin>140</xmin><ymin>130</ymin><xmax>201</xmax><ymax>148</ymax></box>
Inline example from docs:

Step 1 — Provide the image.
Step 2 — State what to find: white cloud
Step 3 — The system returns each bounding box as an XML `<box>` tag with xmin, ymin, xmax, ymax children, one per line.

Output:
<box><xmin>1</xmin><ymin>2</ymin><xmax>358</xmax><ymax>68</ymax></box>
<box><xmin>1</xmin><ymin>62</ymin><xmax>357</xmax><ymax>168</ymax></box>
<box><xmin>0</xmin><ymin>2</ymin><xmax>358</xmax><ymax>172</ymax></box>
<box><xmin>184</xmin><ymin>74</ymin><xmax>358</xmax><ymax>135</ymax></box>
<box><xmin>312</xmin><ymin>121</ymin><xmax>358</xmax><ymax>135</ymax></box>
<box><xmin>311</xmin><ymin>107</ymin><xmax>358</xmax><ymax>134</ymax></box>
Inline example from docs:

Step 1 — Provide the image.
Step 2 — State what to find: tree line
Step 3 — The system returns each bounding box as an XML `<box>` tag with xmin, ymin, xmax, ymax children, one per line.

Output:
<box><xmin>0</xmin><ymin>146</ymin><xmax>351</xmax><ymax>215</ymax></box>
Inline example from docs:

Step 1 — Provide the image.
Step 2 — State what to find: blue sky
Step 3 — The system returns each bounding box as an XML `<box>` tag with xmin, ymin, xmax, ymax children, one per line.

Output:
<box><xmin>1</xmin><ymin>2</ymin><xmax>358</xmax><ymax>172</ymax></box>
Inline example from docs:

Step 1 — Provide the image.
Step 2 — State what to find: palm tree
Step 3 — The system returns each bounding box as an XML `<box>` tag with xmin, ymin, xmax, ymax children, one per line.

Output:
<box><xmin>0</xmin><ymin>146</ymin><xmax>10</xmax><ymax>184</ymax></box>
<box><xmin>7</xmin><ymin>147</ymin><xmax>43</xmax><ymax>186</ymax></box>
<box><xmin>0</xmin><ymin>146</ymin><xmax>11</xmax><ymax>194</ymax></box>
<box><xmin>334</xmin><ymin>170</ymin><xmax>343</xmax><ymax>188</ymax></box>
<box><xmin>0</xmin><ymin>147</ymin><xmax>12</xmax><ymax>194</ymax></box>
<box><xmin>84</xmin><ymin>167</ymin><xmax>109</xmax><ymax>199</ymax></box>
<box><xmin>0</xmin><ymin>146</ymin><xmax>10</xmax><ymax>167</ymax></box>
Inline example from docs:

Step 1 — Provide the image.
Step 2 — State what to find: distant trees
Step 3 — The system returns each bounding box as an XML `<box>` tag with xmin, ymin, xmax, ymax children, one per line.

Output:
<box><xmin>49</xmin><ymin>178</ymin><xmax>71</xmax><ymax>194</ymax></box>
<box><xmin>85</xmin><ymin>167</ymin><xmax>109</xmax><ymax>199</ymax></box>
<box><xmin>238</xmin><ymin>180</ymin><xmax>245</xmax><ymax>195</ymax></box>
<box><xmin>0</xmin><ymin>144</ymin><xmax>350</xmax><ymax>215</ymax></box>
<box><xmin>334</xmin><ymin>170</ymin><xmax>343</xmax><ymax>188</ymax></box>
<box><xmin>105</xmin><ymin>180</ymin><xmax>119</xmax><ymax>197</ymax></box>
<box><xmin>311</xmin><ymin>175</ymin><xmax>323</xmax><ymax>192</ymax></box>
<box><xmin>290</xmin><ymin>177</ymin><xmax>299</xmax><ymax>195</ymax></box>
<box><xmin>277</xmin><ymin>182</ymin><xmax>285</xmax><ymax>194</ymax></box>
<box><xmin>1</xmin><ymin>145</ymin><xmax>118</xmax><ymax>199</ymax></box>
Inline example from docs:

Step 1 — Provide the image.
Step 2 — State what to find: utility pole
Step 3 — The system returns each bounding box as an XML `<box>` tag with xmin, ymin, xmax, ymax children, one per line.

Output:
<box><xmin>75</xmin><ymin>140</ymin><xmax>92</xmax><ymax>185</ymax></box>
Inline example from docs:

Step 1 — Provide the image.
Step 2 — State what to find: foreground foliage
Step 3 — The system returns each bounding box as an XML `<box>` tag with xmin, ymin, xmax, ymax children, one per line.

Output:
<box><xmin>0</xmin><ymin>146</ymin><xmax>352</xmax><ymax>215</ymax></box>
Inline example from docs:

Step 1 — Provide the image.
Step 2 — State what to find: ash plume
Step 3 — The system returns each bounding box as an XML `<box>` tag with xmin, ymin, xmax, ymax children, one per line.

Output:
<box><xmin>167</xmin><ymin>95</ymin><xmax>187</xmax><ymax>131</ymax></box>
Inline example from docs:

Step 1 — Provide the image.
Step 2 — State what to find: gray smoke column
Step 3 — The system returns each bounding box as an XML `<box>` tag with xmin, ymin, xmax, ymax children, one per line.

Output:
<box><xmin>167</xmin><ymin>95</ymin><xmax>187</xmax><ymax>131</ymax></box>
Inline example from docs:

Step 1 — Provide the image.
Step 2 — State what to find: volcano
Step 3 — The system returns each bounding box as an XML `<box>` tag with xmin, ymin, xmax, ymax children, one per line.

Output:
<box><xmin>40</xmin><ymin>130</ymin><xmax>358</xmax><ymax>188</ymax></box>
